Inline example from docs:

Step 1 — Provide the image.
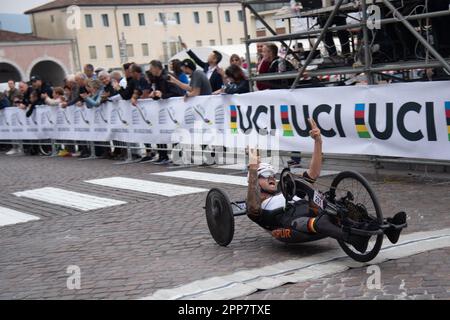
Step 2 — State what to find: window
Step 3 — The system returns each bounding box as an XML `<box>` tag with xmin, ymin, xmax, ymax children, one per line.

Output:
<box><xmin>196</xmin><ymin>40</ymin><xmax>202</xmax><ymax>47</ymax></box>
<box><xmin>105</xmin><ymin>45</ymin><xmax>113</xmax><ymax>59</ymax></box>
<box><xmin>127</xmin><ymin>44</ymin><xmax>134</xmax><ymax>57</ymax></box>
<box><xmin>142</xmin><ymin>43</ymin><xmax>149</xmax><ymax>56</ymax></box>
<box><xmin>227</xmin><ymin>38</ymin><xmax>233</xmax><ymax>45</ymax></box>
<box><xmin>162</xmin><ymin>41</ymin><xmax>182</xmax><ymax>61</ymax></box>
<box><xmin>50</xmin><ymin>15</ymin><xmax>54</xmax><ymax>23</ymax></box>
<box><xmin>238</xmin><ymin>10</ymin><xmax>244</xmax><ymax>22</ymax></box>
<box><xmin>207</xmin><ymin>11</ymin><xmax>213</xmax><ymax>23</ymax></box>
<box><xmin>209</xmin><ymin>39</ymin><xmax>216</xmax><ymax>46</ymax></box>
<box><xmin>224</xmin><ymin>10</ymin><xmax>230</xmax><ymax>22</ymax></box>
<box><xmin>85</xmin><ymin>14</ymin><xmax>93</xmax><ymax>28</ymax></box>
<box><xmin>123</xmin><ymin>13</ymin><xmax>130</xmax><ymax>26</ymax></box>
<box><xmin>89</xmin><ymin>46</ymin><xmax>97</xmax><ymax>59</ymax></box>
<box><xmin>174</xmin><ymin>12</ymin><xmax>180</xmax><ymax>24</ymax></box>
<box><xmin>102</xmin><ymin>14</ymin><xmax>109</xmax><ymax>27</ymax></box>
<box><xmin>193</xmin><ymin>11</ymin><xmax>200</xmax><ymax>24</ymax></box>
<box><xmin>138</xmin><ymin>13</ymin><xmax>145</xmax><ymax>26</ymax></box>
<box><xmin>240</xmin><ymin>37</ymin><xmax>246</xmax><ymax>44</ymax></box>
<box><xmin>275</xmin><ymin>19</ymin><xmax>286</xmax><ymax>34</ymax></box>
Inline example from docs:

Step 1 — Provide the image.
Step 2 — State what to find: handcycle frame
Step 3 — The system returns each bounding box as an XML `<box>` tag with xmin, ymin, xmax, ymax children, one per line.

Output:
<box><xmin>205</xmin><ymin>169</ymin><xmax>407</xmax><ymax>262</ymax></box>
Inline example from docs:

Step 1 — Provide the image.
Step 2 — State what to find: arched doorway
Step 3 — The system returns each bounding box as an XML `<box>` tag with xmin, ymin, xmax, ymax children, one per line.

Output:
<box><xmin>29</xmin><ymin>60</ymin><xmax>66</xmax><ymax>86</ymax></box>
<box><xmin>0</xmin><ymin>62</ymin><xmax>22</xmax><ymax>83</ymax></box>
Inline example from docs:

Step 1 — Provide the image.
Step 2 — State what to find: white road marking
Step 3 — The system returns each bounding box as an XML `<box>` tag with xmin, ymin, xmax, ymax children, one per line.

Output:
<box><xmin>13</xmin><ymin>187</ymin><xmax>126</xmax><ymax>212</ymax></box>
<box><xmin>140</xmin><ymin>228</ymin><xmax>450</xmax><ymax>300</ymax></box>
<box><xmin>0</xmin><ymin>206</ymin><xmax>40</xmax><ymax>227</ymax></box>
<box><xmin>152</xmin><ymin>171</ymin><xmax>248</xmax><ymax>186</ymax></box>
<box><xmin>85</xmin><ymin>177</ymin><xmax>207</xmax><ymax>197</ymax></box>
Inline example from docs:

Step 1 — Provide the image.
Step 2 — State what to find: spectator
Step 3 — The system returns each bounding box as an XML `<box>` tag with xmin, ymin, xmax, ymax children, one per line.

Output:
<box><xmin>229</xmin><ymin>54</ymin><xmax>249</xmax><ymax>77</ymax></box>
<box><xmin>5</xmin><ymin>82</ymin><xmax>31</xmax><ymax>156</ymax></box>
<box><xmin>146</xmin><ymin>59</ymin><xmax>185</xmax><ymax>165</ymax></box>
<box><xmin>17</xmin><ymin>81</ymin><xmax>32</xmax><ymax>109</ymax></box>
<box><xmin>43</xmin><ymin>87</ymin><xmax>65</xmax><ymax>106</ymax></box>
<box><xmin>256</xmin><ymin>42</ymin><xmax>265</xmax><ymax>64</ymax></box>
<box><xmin>169</xmin><ymin>59</ymin><xmax>212</xmax><ymax>99</ymax></box>
<box><xmin>31</xmin><ymin>76</ymin><xmax>53</xmax><ymax>104</ymax></box>
<box><xmin>213</xmin><ymin>65</ymin><xmax>250</xmax><ymax>95</ymax></box>
<box><xmin>0</xmin><ymin>92</ymin><xmax>10</xmax><ymax>109</ymax></box>
<box><xmin>98</xmin><ymin>71</ymin><xmax>117</xmax><ymax>103</ymax></box>
<box><xmin>113</xmin><ymin>62</ymin><xmax>138</xmax><ymax>101</ymax></box>
<box><xmin>62</xmin><ymin>73</ymin><xmax>87</xmax><ymax>107</ymax></box>
<box><xmin>111</xmin><ymin>70</ymin><xmax>127</xmax><ymax>89</ymax></box>
<box><xmin>169</xmin><ymin>59</ymin><xmax>189</xmax><ymax>84</ymax></box>
<box><xmin>148</xmin><ymin>60</ymin><xmax>185</xmax><ymax>100</ymax></box>
<box><xmin>3</xmin><ymin>80</ymin><xmax>20</xmax><ymax>105</ymax></box>
<box><xmin>318</xmin><ymin>14</ymin><xmax>351</xmax><ymax>58</ymax></box>
<box><xmin>63</xmin><ymin>85</ymin><xmax>72</xmax><ymax>102</ymax></box>
<box><xmin>81</xmin><ymin>79</ymin><xmax>104</xmax><ymax>109</ymax></box>
<box><xmin>0</xmin><ymin>92</ymin><xmax>12</xmax><ymax>152</ymax></box>
<box><xmin>256</xmin><ymin>42</ymin><xmax>271</xmax><ymax>91</ymax></box>
<box><xmin>129</xmin><ymin>64</ymin><xmax>151</xmax><ymax>106</ymax></box>
<box><xmin>181</xmin><ymin>42</ymin><xmax>224</xmax><ymax>92</ymax></box>
<box><xmin>258</xmin><ymin>43</ymin><xmax>294</xmax><ymax>90</ymax></box>
<box><xmin>84</xmin><ymin>64</ymin><xmax>97</xmax><ymax>80</ymax></box>
<box><xmin>26</xmin><ymin>75</ymin><xmax>53</xmax><ymax>117</ymax></box>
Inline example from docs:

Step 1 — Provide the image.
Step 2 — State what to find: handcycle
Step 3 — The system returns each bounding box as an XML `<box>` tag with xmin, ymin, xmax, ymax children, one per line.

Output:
<box><xmin>205</xmin><ymin>169</ymin><xmax>407</xmax><ymax>262</ymax></box>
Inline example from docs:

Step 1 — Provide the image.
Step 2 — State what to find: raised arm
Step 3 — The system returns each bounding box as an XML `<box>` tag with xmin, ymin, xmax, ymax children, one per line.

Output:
<box><xmin>306</xmin><ymin>118</ymin><xmax>322</xmax><ymax>181</ymax></box>
<box><xmin>246</xmin><ymin>148</ymin><xmax>262</xmax><ymax>219</ymax></box>
<box><xmin>186</xmin><ymin>50</ymin><xmax>208</xmax><ymax>70</ymax></box>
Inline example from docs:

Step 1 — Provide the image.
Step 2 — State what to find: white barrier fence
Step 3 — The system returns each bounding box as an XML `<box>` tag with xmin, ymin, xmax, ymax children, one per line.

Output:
<box><xmin>1</xmin><ymin>81</ymin><xmax>449</xmax><ymax>161</ymax></box>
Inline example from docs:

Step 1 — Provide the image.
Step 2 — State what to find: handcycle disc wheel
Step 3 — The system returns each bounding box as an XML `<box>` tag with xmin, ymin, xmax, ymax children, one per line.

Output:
<box><xmin>330</xmin><ymin>171</ymin><xmax>383</xmax><ymax>262</ymax></box>
<box><xmin>205</xmin><ymin>188</ymin><xmax>234</xmax><ymax>247</ymax></box>
<box><xmin>279</xmin><ymin>168</ymin><xmax>296</xmax><ymax>201</ymax></box>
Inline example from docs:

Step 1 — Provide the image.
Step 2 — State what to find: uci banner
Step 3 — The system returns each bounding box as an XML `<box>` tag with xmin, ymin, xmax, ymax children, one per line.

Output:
<box><xmin>0</xmin><ymin>81</ymin><xmax>449</xmax><ymax>161</ymax></box>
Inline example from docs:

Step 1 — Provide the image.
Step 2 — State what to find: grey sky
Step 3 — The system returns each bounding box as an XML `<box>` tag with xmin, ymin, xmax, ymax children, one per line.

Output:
<box><xmin>0</xmin><ymin>1</ymin><xmax>52</xmax><ymax>14</ymax></box>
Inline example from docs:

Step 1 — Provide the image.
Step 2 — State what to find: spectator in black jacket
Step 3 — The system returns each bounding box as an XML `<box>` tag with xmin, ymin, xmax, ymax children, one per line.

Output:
<box><xmin>130</xmin><ymin>64</ymin><xmax>151</xmax><ymax>106</ymax></box>
<box><xmin>147</xmin><ymin>60</ymin><xmax>185</xmax><ymax>100</ymax></box>
<box><xmin>213</xmin><ymin>65</ymin><xmax>250</xmax><ymax>95</ymax></box>
<box><xmin>26</xmin><ymin>75</ymin><xmax>53</xmax><ymax>117</ymax></box>
<box><xmin>181</xmin><ymin>42</ymin><xmax>224</xmax><ymax>92</ymax></box>
<box><xmin>113</xmin><ymin>62</ymin><xmax>135</xmax><ymax>100</ymax></box>
<box><xmin>146</xmin><ymin>59</ymin><xmax>185</xmax><ymax>164</ymax></box>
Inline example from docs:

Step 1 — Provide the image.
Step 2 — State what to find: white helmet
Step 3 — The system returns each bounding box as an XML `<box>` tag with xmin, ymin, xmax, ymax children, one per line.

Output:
<box><xmin>257</xmin><ymin>163</ymin><xmax>277</xmax><ymax>178</ymax></box>
<box><xmin>248</xmin><ymin>162</ymin><xmax>277</xmax><ymax>182</ymax></box>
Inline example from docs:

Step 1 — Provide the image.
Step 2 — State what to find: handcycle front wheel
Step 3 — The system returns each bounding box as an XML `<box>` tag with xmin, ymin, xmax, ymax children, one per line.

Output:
<box><xmin>329</xmin><ymin>171</ymin><xmax>383</xmax><ymax>263</ymax></box>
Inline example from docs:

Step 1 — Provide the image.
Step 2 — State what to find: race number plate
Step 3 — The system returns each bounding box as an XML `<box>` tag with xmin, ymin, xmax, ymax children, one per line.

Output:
<box><xmin>313</xmin><ymin>191</ymin><xmax>325</xmax><ymax>209</ymax></box>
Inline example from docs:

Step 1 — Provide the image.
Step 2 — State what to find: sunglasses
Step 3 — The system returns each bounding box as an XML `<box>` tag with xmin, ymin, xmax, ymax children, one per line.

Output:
<box><xmin>258</xmin><ymin>172</ymin><xmax>276</xmax><ymax>179</ymax></box>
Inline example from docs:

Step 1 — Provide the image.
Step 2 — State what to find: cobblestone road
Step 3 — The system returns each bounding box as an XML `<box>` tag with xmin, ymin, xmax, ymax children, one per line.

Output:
<box><xmin>0</xmin><ymin>153</ymin><xmax>448</xmax><ymax>299</ymax></box>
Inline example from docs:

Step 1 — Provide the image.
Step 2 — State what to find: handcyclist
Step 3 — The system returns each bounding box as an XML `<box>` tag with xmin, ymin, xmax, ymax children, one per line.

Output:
<box><xmin>246</xmin><ymin>119</ymin><xmax>406</xmax><ymax>253</ymax></box>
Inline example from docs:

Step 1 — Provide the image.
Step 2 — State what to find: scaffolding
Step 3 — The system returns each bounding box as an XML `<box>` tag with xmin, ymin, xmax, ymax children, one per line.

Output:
<box><xmin>241</xmin><ymin>0</ymin><xmax>450</xmax><ymax>90</ymax></box>
<box><xmin>240</xmin><ymin>0</ymin><xmax>450</xmax><ymax>172</ymax></box>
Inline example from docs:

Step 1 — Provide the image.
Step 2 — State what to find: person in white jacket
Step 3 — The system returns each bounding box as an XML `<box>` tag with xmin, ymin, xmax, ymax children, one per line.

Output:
<box><xmin>43</xmin><ymin>87</ymin><xmax>66</xmax><ymax>106</ymax></box>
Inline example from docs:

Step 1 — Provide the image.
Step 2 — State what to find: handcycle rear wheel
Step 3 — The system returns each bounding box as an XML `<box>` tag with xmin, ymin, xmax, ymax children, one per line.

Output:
<box><xmin>205</xmin><ymin>188</ymin><xmax>234</xmax><ymax>247</ymax></box>
<box><xmin>330</xmin><ymin>171</ymin><xmax>383</xmax><ymax>262</ymax></box>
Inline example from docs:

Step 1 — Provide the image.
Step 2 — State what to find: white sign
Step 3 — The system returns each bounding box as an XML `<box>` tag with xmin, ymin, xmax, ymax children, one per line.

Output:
<box><xmin>1</xmin><ymin>81</ymin><xmax>449</xmax><ymax>160</ymax></box>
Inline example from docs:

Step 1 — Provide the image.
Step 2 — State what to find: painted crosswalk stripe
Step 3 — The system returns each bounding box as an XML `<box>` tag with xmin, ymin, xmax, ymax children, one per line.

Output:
<box><xmin>0</xmin><ymin>206</ymin><xmax>40</xmax><ymax>227</ymax></box>
<box><xmin>85</xmin><ymin>177</ymin><xmax>208</xmax><ymax>197</ymax></box>
<box><xmin>152</xmin><ymin>171</ymin><xmax>248</xmax><ymax>186</ymax></box>
<box><xmin>13</xmin><ymin>187</ymin><xmax>126</xmax><ymax>211</ymax></box>
<box><xmin>140</xmin><ymin>228</ymin><xmax>450</xmax><ymax>300</ymax></box>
